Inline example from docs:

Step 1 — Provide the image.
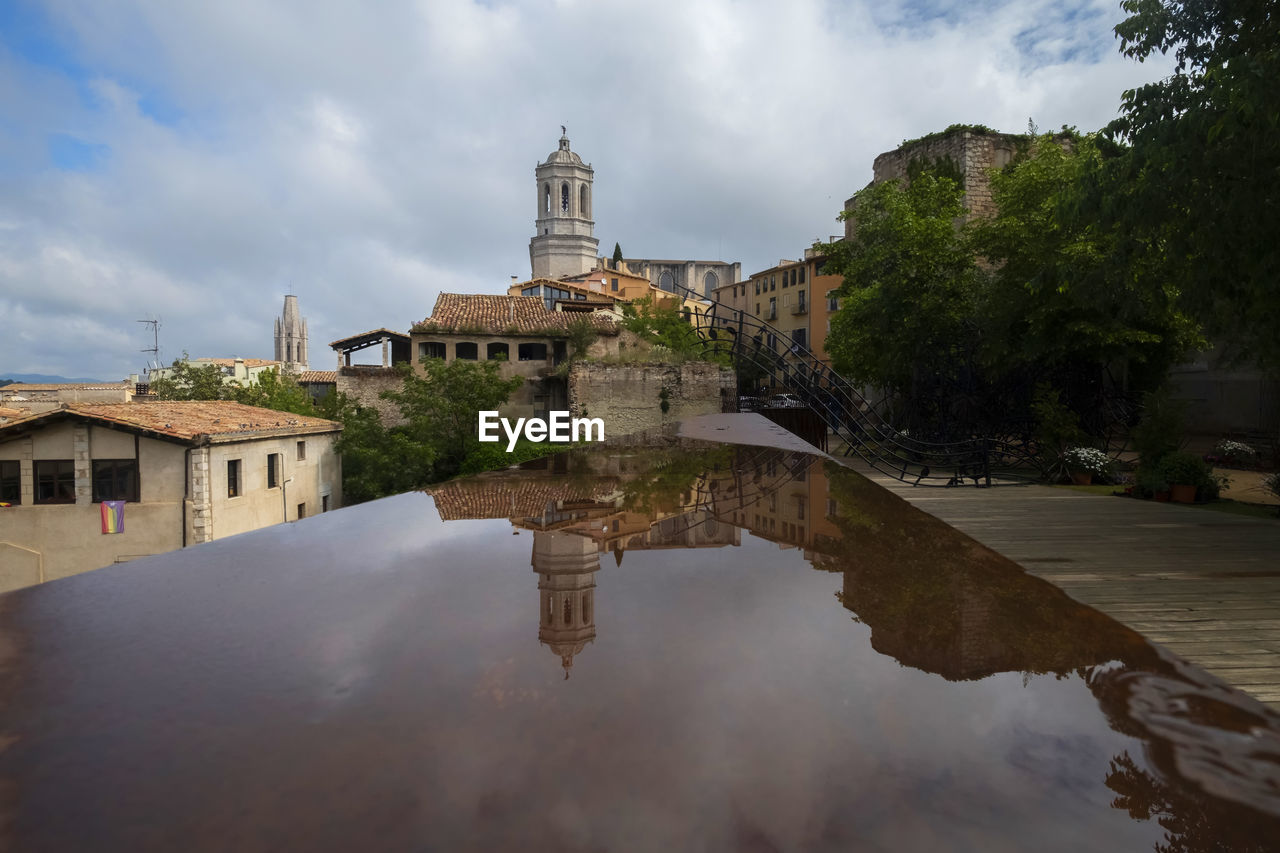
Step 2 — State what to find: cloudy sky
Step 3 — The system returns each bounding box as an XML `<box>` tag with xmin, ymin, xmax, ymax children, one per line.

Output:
<box><xmin>0</xmin><ymin>0</ymin><xmax>1171</xmax><ymax>379</ymax></box>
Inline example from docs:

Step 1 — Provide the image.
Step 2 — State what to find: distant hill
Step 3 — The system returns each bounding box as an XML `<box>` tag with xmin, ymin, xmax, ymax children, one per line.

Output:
<box><xmin>1</xmin><ymin>373</ymin><xmax>120</xmax><ymax>385</ymax></box>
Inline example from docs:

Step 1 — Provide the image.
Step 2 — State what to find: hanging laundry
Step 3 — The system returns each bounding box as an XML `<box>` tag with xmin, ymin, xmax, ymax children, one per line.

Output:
<box><xmin>101</xmin><ymin>500</ymin><xmax>125</xmax><ymax>534</ymax></box>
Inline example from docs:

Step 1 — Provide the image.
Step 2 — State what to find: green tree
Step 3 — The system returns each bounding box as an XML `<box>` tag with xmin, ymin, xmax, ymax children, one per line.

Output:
<box><xmin>620</xmin><ymin>294</ymin><xmax>706</xmax><ymax>359</ymax></box>
<box><xmin>228</xmin><ymin>368</ymin><xmax>316</xmax><ymax>416</ymax></box>
<box><xmin>565</xmin><ymin>316</ymin><xmax>600</xmax><ymax>360</ymax></box>
<box><xmin>382</xmin><ymin>358</ymin><xmax>524</xmax><ymax>480</ymax></box>
<box><xmin>971</xmin><ymin>134</ymin><xmax>1201</xmax><ymax>389</ymax></box>
<box><xmin>612</xmin><ymin>242</ymin><xmax>624</xmax><ymax>266</ymax></box>
<box><xmin>823</xmin><ymin>170</ymin><xmax>979</xmax><ymax>394</ymax></box>
<box><xmin>149</xmin><ymin>354</ymin><xmax>228</xmax><ymax>401</ymax></box>
<box><xmin>1101</xmin><ymin>0</ymin><xmax>1280</xmax><ymax>369</ymax></box>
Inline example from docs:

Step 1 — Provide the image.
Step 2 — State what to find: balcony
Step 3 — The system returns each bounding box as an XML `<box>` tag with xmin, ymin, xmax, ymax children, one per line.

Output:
<box><xmin>790</xmin><ymin>301</ymin><xmax>808</xmax><ymax>315</ymax></box>
<box><xmin>765</xmin><ymin>307</ymin><xmax>777</xmax><ymax>320</ymax></box>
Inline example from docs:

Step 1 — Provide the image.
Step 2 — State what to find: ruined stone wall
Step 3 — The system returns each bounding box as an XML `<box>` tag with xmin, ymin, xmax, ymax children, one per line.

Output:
<box><xmin>337</xmin><ymin>366</ymin><xmax>406</xmax><ymax>427</ymax></box>
<box><xmin>567</xmin><ymin>362</ymin><xmax>734</xmax><ymax>438</ymax></box>
<box><xmin>845</xmin><ymin>130</ymin><xmax>1021</xmax><ymax>239</ymax></box>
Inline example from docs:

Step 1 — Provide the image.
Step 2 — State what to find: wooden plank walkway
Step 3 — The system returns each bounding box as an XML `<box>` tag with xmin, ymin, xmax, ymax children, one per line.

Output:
<box><xmin>845</xmin><ymin>461</ymin><xmax>1280</xmax><ymax>709</ymax></box>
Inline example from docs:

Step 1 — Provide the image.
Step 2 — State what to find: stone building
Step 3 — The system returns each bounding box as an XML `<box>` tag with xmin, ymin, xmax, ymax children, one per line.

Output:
<box><xmin>615</xmin><ymin>258</ymin><xmax>743</xmax><ymax>299</ymax></box>
<box><xmin>843</xmin><ymin>126</ymin><xmax>1022</xmax><ymax>237</ymax></box>
<box><xmin>0</xmin><ymin>381</ymin><xmax>135</xmax><ymax>415</ymax></box>
<box><xmin>0</xmin><ymin>401</ymin><xmax>341</xmax><ymax>592</ymax></box>
<box><xmin>530</xmin><ymin>130</ymin><xmax>599</xmax><ymax>280</ymax></box>
<box><xmin>410</xmin><ymin>293</ymin><xmax>620</xmax><ymax>419</ymax></box>
<box><xmin>274</xmin><ymin>294</ymin><xmax>309</xmax><ymax>372</ymax></box>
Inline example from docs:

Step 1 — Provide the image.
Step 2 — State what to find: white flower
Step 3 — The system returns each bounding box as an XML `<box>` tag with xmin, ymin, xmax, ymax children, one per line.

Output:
<box><xmin>1063</xmin><ymin>446</ymin><xmax>1111</xmax><ymax>475</ymax></box>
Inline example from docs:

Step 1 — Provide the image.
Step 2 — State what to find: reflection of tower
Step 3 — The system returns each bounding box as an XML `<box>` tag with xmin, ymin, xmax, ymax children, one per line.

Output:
<box><xmin>532</xmin><ymin>531</ymin><xmax>600</xmax><ymax>679</ymax></box>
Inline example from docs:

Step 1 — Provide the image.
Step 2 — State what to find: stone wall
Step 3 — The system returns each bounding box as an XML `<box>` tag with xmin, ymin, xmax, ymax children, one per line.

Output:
<box><xmin>845</xmin><ymin>129</ymin><xmax>1022</xmax><ymax>239</ymax></box>
<box><xmin>337</xmin><ymin>366</ymin><xmax>406</xmax><ymax>427</ymax></box>
<box><xmin>567</xmin><ymin>362</ymin><xmax>734</xmax><ymax>438</ymax></box>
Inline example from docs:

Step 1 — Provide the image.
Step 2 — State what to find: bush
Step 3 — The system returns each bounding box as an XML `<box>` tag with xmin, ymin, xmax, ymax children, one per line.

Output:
<box><xmin>1063</xmin><ymin>446</ymin><xmax>1111</xmax><ymax>477</ymax></box>
<box><xmin>1156</xmin><ymin>451</ymin><xmax>1212</xmax><ymax>488</ymax></box>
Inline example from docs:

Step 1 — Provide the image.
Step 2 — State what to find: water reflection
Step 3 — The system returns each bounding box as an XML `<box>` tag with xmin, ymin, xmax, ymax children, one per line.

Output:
<box><xmin>426</xmin><ymin>440</ymin><xmax>1280</xmax><ymax>849</ymax></box>
<box><xmin>2</xmin><ymin>437</ymin><xmax>1278</xmax><ymax>851</ymax></box>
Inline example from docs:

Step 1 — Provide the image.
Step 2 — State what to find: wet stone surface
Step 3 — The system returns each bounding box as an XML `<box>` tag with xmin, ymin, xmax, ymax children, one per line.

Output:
<box><xmin>1</xmin><ymin>437</ymin><xmax>1278</xmax><ymax>851</ymax></box>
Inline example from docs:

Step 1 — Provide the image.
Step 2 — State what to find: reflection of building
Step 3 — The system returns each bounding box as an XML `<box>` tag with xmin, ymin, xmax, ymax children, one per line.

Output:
<box><xmin>532</xmin><ymin>532</ymin><xmax>599</xmax><ymax>679</ymax></box>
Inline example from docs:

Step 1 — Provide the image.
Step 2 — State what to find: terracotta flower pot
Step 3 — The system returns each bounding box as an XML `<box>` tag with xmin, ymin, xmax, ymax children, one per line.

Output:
<box><xmin>1070</xmin><ymin>471</ymin><xmax>1093</xmax><ymax>486</ymax></box>
<box><xmin>1170</xmin><ymin>483</ymin><xmax>1197</xmax><ymax>504</ymax></box>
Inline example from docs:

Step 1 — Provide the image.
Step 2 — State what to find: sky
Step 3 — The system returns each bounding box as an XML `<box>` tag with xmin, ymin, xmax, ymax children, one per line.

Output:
<box><xmin>0</xmin><ymin>0</ymin><xmax>1172</xmax><ymax>379</ymax></box>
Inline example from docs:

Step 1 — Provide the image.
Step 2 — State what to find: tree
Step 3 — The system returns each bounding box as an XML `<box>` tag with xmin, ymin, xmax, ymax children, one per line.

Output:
<box><xmin>612</xmin><ymin>242</ymin><xmax>624</xmax><ymax>266</ymax></box>
<box><xmin>149</xmin><ymin>354</ymin><xmax>228</xmax><ymax>401</ymax></box>
<box><xmin>228</xmin><ymin>368</ymin><xmax>316</xmax><ymax>416</ymax></box>
<box><xmin>382</xmin><ymin>358</ymin><xmax>524</xmax><ymax>480</ymax></box>
<box><xmin>565</xmin><ymin>316</ymin><xmax>600</xmax><ymax>360</ymax></box>
<box><xmin>971</xmin><ymin>134</ymin><xmax>1201</xmax><ymax>393</ymax></box>
<box><xmin>1100</xmin><ymin>0</ymin><xmax>1280</xmax><ymax>369</ymax></box>
<box><xmin>620</xmin><ymin>294</ymin><xmax>707</xmax><ymax>359</ymax></box>
<box><xmin>823</xmin><ymin>170</ymin><xmax>979</xmax><ymax>396</ymax></box>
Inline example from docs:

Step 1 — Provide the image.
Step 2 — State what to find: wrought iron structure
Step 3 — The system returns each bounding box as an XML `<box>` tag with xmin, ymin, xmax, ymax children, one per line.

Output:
<box><xmin>664</xmin><ymin>281</ymin><xmax>1039</xmax><ymax>487</ymax></box>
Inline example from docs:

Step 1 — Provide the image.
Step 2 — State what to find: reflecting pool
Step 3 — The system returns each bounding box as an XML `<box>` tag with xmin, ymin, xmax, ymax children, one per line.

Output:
<box><xmin>1</xmin><ymin>437</ymin><xmax>1278</xmax><ymax>851</ymax></box>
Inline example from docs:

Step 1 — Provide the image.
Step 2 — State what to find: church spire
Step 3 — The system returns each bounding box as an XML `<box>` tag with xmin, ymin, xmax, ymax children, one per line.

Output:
<box><xmin>274</xmin><ymin>294</ymin><xmax>309</xmax><ymax>372</ymax></box>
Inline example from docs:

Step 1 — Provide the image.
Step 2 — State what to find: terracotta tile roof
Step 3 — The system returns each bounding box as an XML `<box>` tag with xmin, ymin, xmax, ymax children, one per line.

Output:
<box><xmin>0</xmin><ymin>401</ymin><xmax>340</xmax><ymax>444</ymax></box>
<box><xmin>427</xmin><ymin>477</ymin><xmax>621</xmax><ymax>521</ymax></box>
<box><xmin>196</xmin><ymin>359</ymin><xmax>281</xmax><ymax>368</ymax></box>
<box><xmin>1</xmin><ymin>381</ymin><xmax>131</xmax><ymax>391</ymax></box>
<box><xmin>0</xmin><ymin>406</ymin><xmax>29</xmax><ymax>419</ymax></box>
<box><xmin>414</xmin><ymin>294</ymin><xmax>618</xmax><ymax>336</ymax></box>
<box><xmin>296</xmin><ymin>371</ymin><xmax>338</xmax><ymax>384</ymax></box>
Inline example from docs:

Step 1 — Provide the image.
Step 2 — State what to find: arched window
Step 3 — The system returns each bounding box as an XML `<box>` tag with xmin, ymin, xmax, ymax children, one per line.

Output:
<box><xmin>561</xmin><ymin>183</ymin><xmax>569</xmax><ymax>214</ymax></box>
<box><xmin>579</xmin><ymin>184</ymin><xmax>589</xmax><ymax>218</ymax></box>
<box><xmin>582</xmin><ymin>593</ymin><xmax>591</xmax><ymax>624</ymax></box>
<box><xmin>487</xmin><ymin>342</ymin><xmax>509</xmax><ymax>360</ymax></box>
<box><xmin>543</xmin><ymin>184</ymin><xmax>551</xmax><ymax>214</ymax></box>
<box><xmin>455</xmin><ymin>342</ymin><xmax>478</xmax><ymax>360</ymax></box>
<box><xmin>419</xmin><ymin>341</ymin><xmax>446</xmax><ymax>360</ymax></box>
<box><xmin>286</xmin><ymin>342</ymin><xmax>292</xmax><ymax>362</ymax></box>
<box><xmin>563</xmin><ymin>595</ymin><xmax>573</xmax><ymax>626</ymax></box>
<box><xmin>659</xmin><ymin>270</ymin><xmax>675</xmax><ymax>292</ymax></box>
<box><xmin>703</xmin><ymin>271</ymin><xmax>717</xmax><ymax>293</ymax></box>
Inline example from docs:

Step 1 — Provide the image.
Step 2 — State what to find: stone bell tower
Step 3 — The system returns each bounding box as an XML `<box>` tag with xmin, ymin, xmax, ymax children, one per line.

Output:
<box><xmin>532</xmin><ymin>531</ymin><xmax>600</xmax><ymax>679</ymax></box>
<box><xmin>274</xmin><ymin>294</ymin><xmax>308</xmax><ymax>372</ymax></box>
<box><xmin>530</xmin><ymin>128</ymin><xmax>599</xmax><ymax>280</ymax></box>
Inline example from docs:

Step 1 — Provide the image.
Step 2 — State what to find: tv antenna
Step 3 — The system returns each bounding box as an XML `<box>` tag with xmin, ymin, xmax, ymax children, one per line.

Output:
<box><xmin>137</xmin><ymin>317</ymin><xmax>162</xmax><ymax>372</ymax></box>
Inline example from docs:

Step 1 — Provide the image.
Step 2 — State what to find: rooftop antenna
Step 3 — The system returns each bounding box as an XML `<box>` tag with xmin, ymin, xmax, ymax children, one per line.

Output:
<box><xmin>137</xmin><ymin>316</ymin><xmax>162</xmax><ymax>373</ymax></box>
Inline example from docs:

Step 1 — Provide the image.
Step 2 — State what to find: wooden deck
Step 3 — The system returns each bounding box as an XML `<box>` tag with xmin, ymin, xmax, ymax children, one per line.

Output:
<box><xmin>847</xmin><ymin>463</ymin><xmax>1280</xmax><ymax>709</ymax></box>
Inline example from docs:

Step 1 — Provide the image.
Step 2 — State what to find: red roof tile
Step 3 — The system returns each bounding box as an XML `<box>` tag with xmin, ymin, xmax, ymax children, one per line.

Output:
<box><xmin>0</xmin><ymin>401</ymin><xmax>340</xmax><ymax>444</ymax></box>
<box><xmin>414</xmin><ymin>294</ymin><xmax>618</xmax><ymax>336</ymax></box>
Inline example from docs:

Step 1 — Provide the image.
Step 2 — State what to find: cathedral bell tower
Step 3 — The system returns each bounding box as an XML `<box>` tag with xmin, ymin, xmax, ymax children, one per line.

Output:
<box><xmin>530</xmin><ymin>128</ymin><xmax>599</xmax><ymax>279</ymax></box>
<box><xmin>532</xmin><ymin>531</ymin><xmax>600</xmax><ymax>679</ymax></box>
<box><xmin>274</xmin><ymin>294</ymin><xmax>308</xmax><ymax>372</ymax></box>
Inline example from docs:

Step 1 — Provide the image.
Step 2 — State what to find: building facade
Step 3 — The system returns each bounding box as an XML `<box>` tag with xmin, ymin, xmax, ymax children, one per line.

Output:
<box><xmin>410</xmin><ymin>293</ymin><xmax>620</xmax><ymax>419</ymax></box>
<box><xmin>616</xmin><ymin>258</ymin><xmax>742</xmax><ymax>299</ymax></box>
<box><xmin>530</xmin><ymin>131</ymin><xmax>600</xmax><ymax>280</ymax></box>
<box><xmin>0</xmin><ymin>401</ymin><xmax>341</xmax><ymax>592</ymax></box>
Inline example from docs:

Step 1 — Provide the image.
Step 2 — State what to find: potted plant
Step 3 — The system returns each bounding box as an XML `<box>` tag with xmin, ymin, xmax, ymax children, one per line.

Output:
<box><xmin>1062</xmin><ymin>446</ymin><xmax>1110</xmax><ymax>485</ymax></box>
<box><xmin>1156</xmin><ymin>451</ymin><xmax>1211</xmax><ymax>504</ymax></box>
<box><xmin>1210</xmin><ymin>439</ymin><xmax>1259</xmax><ymax>469</ymax></box>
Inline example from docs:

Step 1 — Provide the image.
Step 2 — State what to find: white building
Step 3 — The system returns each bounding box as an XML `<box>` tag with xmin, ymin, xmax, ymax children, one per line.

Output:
<box><xmin>0</xmin><ymin>401</ymin><xmax>341</xmax><ymax>592</ymax></box>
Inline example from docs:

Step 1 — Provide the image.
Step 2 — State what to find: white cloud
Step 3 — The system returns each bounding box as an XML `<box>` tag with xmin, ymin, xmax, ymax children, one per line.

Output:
<box><xmin>0</xmin><ymin>0</ymin><xmax>1171</xmax><ymax>378</ymax></box>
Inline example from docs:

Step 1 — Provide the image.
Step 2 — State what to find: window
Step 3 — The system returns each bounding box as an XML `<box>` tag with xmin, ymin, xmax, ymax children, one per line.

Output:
<box><xmin>797</xmin><ymin>497</ymin><xmax>806</xmax><ymax>520</ymax></box>
<box><xmin>267</xmin><ymin>453</ymin><xmax>280</xmax><ymax>489</ymax></box>
<box><xmin>703</xmin><ymin>271</ymin><xmax>718</xmax><ymax>293</ymax></box>
<box><xmin>792</xmin><ymin>328</ymin><xmax>807</xmax><ymax>348</ymax></box>
<box><xmin>754</xmin><ymin>281</ymin><xmax>760</xmax><ymax>295</ymax></box>
<box><xmin>1</xmin><ymin>460</ymin><xmax>20</xmax><ymax>504</ymax></box>
<box><xmin>227</xmin><ymin>459</ymin><xmax>241</xmax><ymax>498</ymax></box>
<box><xmin>522</xmin><ymin>285</ymin><xmax>541</xmax><ymax>297</ymax></box>
<box><xmin>611</xmin><ymin>278</ymin><xmax>618</xmax><ymax>292</ymax></box>
<box><xmin>419</xmin><ymin>341</ymin><xmax>446</xmax><ymax>360</ymax></box>
<box><xmin>296</xmin><ymin>441</ymin><xmax>306</xmax><ymax>461</ymax></box>
<box><xmin>518</xmin><ymin>342</ymin><xmax>547</xmax><ymax>361</ymax></box>
<box><xmin>35</xmin><ymin>460</ymin><xmax>75</xmax><ymax>504</ymax></box>
<box><xmin>455</xmin><ymin>342</ymin><xmax>478</xmax><ymax>360</ymax></box>
<box><xmin>580</xmin><ymin>184</ymin><xmax>589</xmax><ymax>217</ymax></box>
<box><xmin>561</xmin><ymin>183</ymin><xmax>569</xmax><ymax>213</ymax></box>
<box><xmin>90</xmin><ymin>459</ymin><xmax>139</xmax><ymax>503</ymax></box>
<box><xmin>770</xmin><ymin>276</ymin><xmax>776</xmax><ymax>291</ymax></box>
<box><xmin>487</xmin><ymin>342</ymin><xmax>509</xmax><ymax>360</ymax></box>
<box><xmin>797</xmin><ymin>290</ymin><xmax>806</xmax><ymax>311</ymax></box>
<box><xmin>322</xmin><ymin>495</ymin><xmax>330</xmax><ymax>512</ymax></box>
<box><xmin>543</xmin><ymin>183</ymin><xmax>551</xmax><ymax>214</ymax></box>
<box><xmin>659</xmin><ymin>270</ymin><xmax>675</xmax><ymax>291</ymax></box>
<box><xmin>297</xmin><ymin>502</ymin><xmax>306</xmax><ymax>519</ymax></box>
<box><xmin>799</xmin><ymin>266</ymin><xmax>806</xmax><ymax>284</ymax></box>
<box><xmin>828</xmin><ymin>295</ymin><xmax>839</xmax><ymax>311</ymax></box>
